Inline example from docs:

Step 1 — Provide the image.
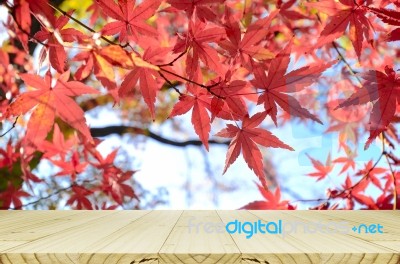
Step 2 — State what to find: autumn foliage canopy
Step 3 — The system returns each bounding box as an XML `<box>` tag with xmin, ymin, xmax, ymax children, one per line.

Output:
<box><xmin>0</xmin><ymin>0</ymin><xmax>399</xmax><ymax>210</ymax></box>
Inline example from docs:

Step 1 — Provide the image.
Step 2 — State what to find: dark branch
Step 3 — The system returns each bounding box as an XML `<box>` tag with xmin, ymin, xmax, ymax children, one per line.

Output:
<box><xmin>90</xmin><ymin>125</ymin><xmax>230</xmax><ymax>147</ymax></box>
<box><xmin>46</xmin><ymin>2</ymin><xmax>126</xmax><ymax>47</ymax></box>
<box><xmin>0</xmin><ymin>116</ymin><xmax>19</xmax><ymax>137</ymax></box>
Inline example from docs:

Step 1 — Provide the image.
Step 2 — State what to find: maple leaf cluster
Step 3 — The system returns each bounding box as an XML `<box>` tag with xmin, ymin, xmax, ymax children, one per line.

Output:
<box><xmin>0</xmin><ymin>0</ymin><xmax>398</xmax><ymax>209</ymax></box>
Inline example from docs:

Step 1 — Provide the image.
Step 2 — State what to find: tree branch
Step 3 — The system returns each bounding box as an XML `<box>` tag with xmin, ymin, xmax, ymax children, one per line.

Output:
<box><xmin>90</xmin><ymin>125</ymin><xmax>230</xmax><ymax>147</ymax></box>
<box><xmin>382</xmin><ymin>132</ymin><xmax>397</xmax><ymax>210</ymax></box>
<box><xmin>0</xmin><ymin>116</ymin><xmax>19</xmax><ymax>137</ymax></box>
<box><xmin>46</xmin><ymin>2</ymin><xmax>126</xmax><ymax>47</ymax></box>
<box><xmin>12</xmin><ymin>179</ymin><xmax>96</xmax><ymax>210</ymax></box>
<box><xmin>332</xmin><ymin>153</ymin><xmax>384</xmax><ymax>199</ymax></box>
<box><xmin>159</xmin><ymin>68</ymin><xmax>224</xmax><ymax>99</ymax></box>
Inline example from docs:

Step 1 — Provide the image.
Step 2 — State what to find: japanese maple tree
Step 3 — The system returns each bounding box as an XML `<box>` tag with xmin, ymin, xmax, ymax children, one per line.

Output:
<box><xmin>0</xmin><ymin>0</ymin><xmax>398</xmax><ymax>210</ymax></box>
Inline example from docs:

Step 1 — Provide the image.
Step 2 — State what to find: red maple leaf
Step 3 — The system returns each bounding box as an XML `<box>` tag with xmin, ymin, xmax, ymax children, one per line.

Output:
<box><xmin>88</xmin><ymin>148</ymin><xmax>137</xmax><ymax>204</ymax></box>
<box><xmin>209</xmin><ymin>78</ymin><xmax>248</xmax><ymax>121</ymax></box>
<box><xmin>367</xmin><ymin>7</ymin><xmax>400</xmax><ymax>41</ymax></box>
<box><xmin>278</xmin><ymin>0</ymin><xmax>309</xmax><ymax>26</ymax></box>
<box><xmin>0</xmin><ymin>50</ymin><xmax>17</xmax><ymax>97</ymax></box>
<box><xmin>0</xmin><ymin>183</ymin><xmax>30</xmax><ymax>209</ymax></box>
<box><xmin>368</xmin><ymin>6</ymin><xmax>400</xmax><ymax>27</ymax></box>
<box><xmin>26</xmin><ymin>0</ymin><xmax>55</xmax><ymax>25</ymax></box>
<box><xmin>305</xmin><ymin>0</ymin><xmax>373</xmax><ymax>59</ymax></box>
<box><xmin>34</xmin><ymin>12</ymin><xmax>86</xmax><ymax>73</ymax></box>
<box><xmin>252</xmin><ymin>41</ymin><xmax>332</xmax><ymax>125</ymax></box>
<box><xmin>0</xmin><ymin>140</ymin><xmax>20</xmax><ymax>168</ymax></box>
<box><xmin>173</xmin><ymin>19</ymin><xmax>226</xmax><ymax>77</ymax></box>
<box><xmin>97</xmin><ymin>0</ymin><xmax>161</xmax><ymax>42</ymax></box>
<box><xmin>169</xmin><ymin>83</ymin><xmax>212</xmax><ymax>150</ymax></box>
<box><xmin>219</xmin><ymin>9</ymin><xmax>278</xmax><ymax>68</ymax></box>
<box><xmin>333</xmin><ymin>156</ymin><xmax>356</xmax><ymax>174</ymax></box>
<box><xmin>336</xmin><ymin>66</ymin><xmax>400</xmax><ymax>149</ymax></box>
<box><xmin>94</xmin><ymin>202</ymin><xmax>119</xmax><ymax>210</ymax></box>
<box><xmin>356</xmin><ymin>160</ymin><xmax>387</xmax><ymax>190</ymax></box>
<box><xmin>0</xmin><ymin>140</ymin><xmax>41</xmax><ymax>185</ymax></box>
<box><xmin>90</xmin><ymin>148</ymin><xmax>119</xmax><ymax>170</ymax></box>
<box><xmin>73</xmin><ymin>44</ymin><xmax>134</xmax><ymax>93</ymax></box>
<box><xmin>6</xmin><ymin>71</ymin><xmax>99</xmax><ymax>148</ymax></box>
<box><xmin>306</xmin><ymin>153</ymin><xmax>333</xmax><ymax>181</ymax></box>
<box><xmin>241</xmin><ymin>182</ymin><xmax>294</xmax><ymax>210</ymax></box>
<box><xmin>52</xmin><ymin>151</ymin><xmax>88</xmax><ymax>181</ymax></box>
<box><xmin>12</xmin><ymin>0</ymin><xmax>31</xmax><ymax>51</ymax></box>
<box><xmin>119</xmin><ymin>46</ymin><xmax>167</xmax><ymax>119</ymax></box>
<box><xmin>102</xmin><ymin>171</ymin><xmax>137</xmax><ymax>205</ymax></box>
<box><xmin>341</xmin><ymin>175</ymin><xmax>377</xmax><ymax>209</ymax></box>
<box><xmin>37</xmin><ymin>124</ymin><xmax>77</xmax><ymax>159</ymax></box>
<box><xmin>375</xmin><ymin>192</ymin><xmax>396</xmax><ymax>209</ymax></box>
<box><xmin>166</xmin><ymin>0</ymin><xmax>225</xmax><ymax>22</ymax></box>
<box><xmin>66</xmin><ymin>185</ymin><xmax>93</xmax><ymax>210</ymax></box>
<box><xmin>87</xmin><ymin>1</ymin><xmax>106</xmax><ymax>26</ymax></box>
<box><xmin>387</xmin><ymin>28</ymin><xmax>400</xmax><ymax>41</ymax></box>
<box><xmin>215</xmin><ymin>112</ymin><xmax>293</xmax><ymax>189</ymax></box>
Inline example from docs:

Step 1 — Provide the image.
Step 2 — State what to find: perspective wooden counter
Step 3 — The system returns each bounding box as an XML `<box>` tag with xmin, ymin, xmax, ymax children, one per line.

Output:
<box><xmin>0</xmin><ymin>210</ymin><xmax>399</xmax><ymax>263</ymax></box>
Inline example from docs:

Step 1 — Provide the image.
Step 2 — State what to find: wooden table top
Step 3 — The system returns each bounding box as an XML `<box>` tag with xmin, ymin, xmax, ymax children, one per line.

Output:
<box><xmin>0</xmin><ymin>210</ymin><xmax>399</xmax><ymax>263</ymax></box>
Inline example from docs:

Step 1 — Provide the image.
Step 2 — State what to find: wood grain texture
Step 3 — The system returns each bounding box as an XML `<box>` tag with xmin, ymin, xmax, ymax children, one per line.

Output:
<box><xmin>159</xmin><ymin>210</ymin><xmax>240</xmax><ymax>264</ymax></box>
<box><xmin>0</xmin><ymin>211</ymin><xmax>399</xmax><ymax>264</ymax></box>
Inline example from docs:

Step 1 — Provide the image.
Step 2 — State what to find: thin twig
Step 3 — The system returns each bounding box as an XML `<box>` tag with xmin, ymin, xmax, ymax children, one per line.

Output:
<box><xmin>159</xmin><ymin>68</ymin><xmax>225</xmax><ymax>98</ymax></box>
<box><xmin>4</xmin><ymin>2</ymin><xmax>48</xmax><ymax>47</ymax></box>
<box><xmin>335</xmin><ymin>153</ymin><xmax>384</xmax><ymax>197</ymax></box>
<box><xmin>157</xmin><ymin>50</ymin><xmax>187</xmax><ymax>67</ymax></box>
<box><xmin>158</xmin><ymin>71</ymin><xmax>182</xmax><ymax>95</ymax></box>
<box><xmin>292</xmin><ymin>197</ymin><xmax>329</xmax><ymax>203</ymax></box>
<box><xmin>47</xmin><ymin>2</ymin><xmax>127</xmax><ymax>47</ymax></box>
<box><xmin>12</xmin><ymin>179</ymin><xmax>96</xmax><ymax>209</ymax></box>
<box><xmin>382</xmin><ymin>133</ymin><xmax>397</xmax><ymax>210</ymax></box>
<box><xmin>0</xmin><ymin>116</ymin><xmax>19</xmax><ymax>137</ymax></box>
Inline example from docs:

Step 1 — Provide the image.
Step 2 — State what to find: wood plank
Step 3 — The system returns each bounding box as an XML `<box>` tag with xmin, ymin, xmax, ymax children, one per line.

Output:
<box><xmin>5</xmin><ymin>211</ymin><xmax>146</xmax><ymax>252</ymax></box>
<box><xmin>287</xmin><ymin>211</ymin><xmax>400</xmax><ymax>242</ymax></box>
<box><xmin>218</xmin><ymin>210</ymin><xmax>322</xmax><ymax>264</ymax></box>
<box><xmin>1</xmin><ymin>211</ymin><xmax>150</xmax><ymax>264</ymax></box>
<box><xmin>159</xmin><ymin>210</ymin><xmax>240</xmax><ymax>264</ymax></box>
<box><xmin>0</xmin><ymin>211</ymin><xmax>81</xmax><ymax>235</ymax></box>
<box><xmin>1</xmin><ymin>253</ymin><xmax>158</xmax><ymax>264</ymax></box>
<box><xmin>0</xmin><ymin>211</ymin><xmax>398</xmax><ymax>264</ymax></box>
<box><xmin>373</xmin><ymin>241</ymin><xmax>400</xmax><ymax>252</ymax></box>
<box><xmin>83</xmin><ymin>210</ymin><xmax>181</xmax><ymax>253</ymax></box>
<box><xmin>79</xmin><ymin>210</ymin><xmax>182</xmax><ymax>263</ymax></box>
<box><xmin>0</xmin><ymin>253</ymin><xmax>79</xmax><ymax>264</ymax></box>
<box><xmin>0</xmin><ymin>242</ymin><xmax>30</xmax><ymax>252</ymax></box>
<box><xmin>251</xmin><ymin>211</ymin><xmax>399</xmax><ymax>263</ymax></box>
<box><xmin>0</xmin><ymin>211</ymin><xmax>107</xmax><ymax>241</ymax></box>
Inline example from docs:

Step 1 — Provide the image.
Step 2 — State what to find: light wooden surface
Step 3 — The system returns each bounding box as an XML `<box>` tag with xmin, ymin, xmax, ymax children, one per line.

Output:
<box><xmin>0</xmin><ymin>211</ymin><xmax>399</xmax><ymax>263</ymax></box>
